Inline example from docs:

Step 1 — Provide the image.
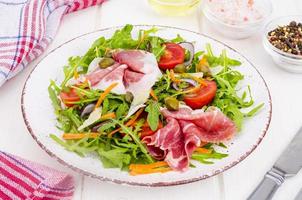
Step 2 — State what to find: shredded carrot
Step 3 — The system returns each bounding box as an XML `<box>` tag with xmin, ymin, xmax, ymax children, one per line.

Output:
<box><xmin>181</xmin><ymin>85</ymin><xmax>201</xmax><ymax>94</ymax></box>
<box><xmin>94</xmin><ymin>82</ymin><xmax>118</xmax><ymax>110</ymax></box>
<box><xmin>108</xmin><ymin>128</ymin><xmax>121</xmax><ymax>137</ymax></box>
<box><xmin>129</xmin><ymin>161</ymin><xmax>168</xmax><ymax>170</ymax></box>
<box><xmin>195</xmin><ymin>147</ymin><xmax>212</xmax><ymax>154</ymax></box>
<box><xmin>150</xmin><ymin>89</ymin><xmax>158</xmax><ymax>101</ymax></box>
<box><xmin>125</xmin><ymin>107</ymin><xmax>144</xmax><ymax>126</ymax></box>
<box><xmin>129</xmin><ymin>161</ymin><xmax>171</xmax><ymax>175</ymax></box>
<box><xmin>130</xmin><ymin>168</ymin><xmax>171</xmax><ymax>176</ymax></box>
<box><xmin>169</xmin><ymin>69</ymin><xmax>181</xmax><ymax>83</ymax></box>
<box><xmin>62</xmin><ymin>133</ymin><xmax>100</xmax><ymax>140</ymax></box>
<box><xmin>100</xmin><ymin>112</ymin><xmax>116</xmax><ymax>120</ymax></box>
<box><xmin>192</xmin><ymin>77</ymin><xmax>207</xmax><ymax>86</ymax></box>
<box><xmin>108</xmin><ymin>108</ymin><xmax>144</xmax><ymax>137</ymax></box>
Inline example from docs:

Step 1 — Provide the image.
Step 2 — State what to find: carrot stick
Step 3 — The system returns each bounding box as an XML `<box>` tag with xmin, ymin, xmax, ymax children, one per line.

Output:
<box><xmin>129</xmin><ymin>161</ymin><xmax>168</xmax><ymax>170</ymax></box>
<box><xmin>181</xmin><ymin>85</ymin><xmax>201</xmax><ymax>94</ymax></box>
<box><xmin>129</xmin><ymin>161</ymin><xmax>171</xmax><ymax>175</ymax></box>
<box><xmin>125</xmin><ymin>108</ymin><xmax>144</xmax><ymax>126</ymax></box>
<box><xmin>150</xmin><ymin>89</ymin><xmax>158</xmax><ymax>101</ymax></box>
<box><xmin>130</xmin><ymin>168</ymin><xmax>171</xmax><ymax>176</ymax></box>
<box><xmin>100</xmin><ymin>112</ymin><xmax>116</xmax><ymax>120</ymax></box>
<box><xmin>62</xmin><ymin>133</ymin><xmax>100</xmax><ymax>140</ymax></box>
<box><xmin>94</xmin><ymin>82</ymin><xmax>118</xmax><ymax>110</ymax></box>
<box><xmin>195</xmin><ymin>148</ymin><xmax>212</xmax><ymax>154</ymax></box>
<box><xmin>108</xmin><ymin>108</ymin><xmax>144</xmax><ymax>137</ymax></box>
<box><xmin>170</xmin><ymin>69</ymin><xmax>181</xmax><ymax>83</ymax></box>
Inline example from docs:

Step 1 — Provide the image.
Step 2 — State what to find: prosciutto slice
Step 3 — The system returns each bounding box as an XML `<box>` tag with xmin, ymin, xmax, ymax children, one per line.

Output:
<box><xmin>143</xmin><ymin>107</ymin><xmax>236</xmax><ymax>171</ymax></box>
<box><xmin>113</xmin><ymin>50</ymin><xmax>162</xmax><ymax>116</ymax></box>
<box><xmin>70</xmin><ymin>50</ymin><xmax>162</xmax><ymax>116</ymax></box>
<box><xmin>143</xmin><ymin>118</ymin><xmax>190</xmax><ymax>171</ymax></box>
<box><xmin>162</xmin><ymin>108</ymin><xmax>236</xmax><ymax>142</ymax></box>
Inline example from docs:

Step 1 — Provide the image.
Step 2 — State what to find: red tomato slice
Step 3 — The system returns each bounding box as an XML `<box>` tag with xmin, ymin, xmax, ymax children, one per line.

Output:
<box><xmin>60</xmin><ymin>88</ymin><xmax>80</xmax><ymax>107</ymax></box>
<box><xmin>140</xmin><ymin>121</ymin><xmax>163</xmax><ymax>139</ymax></box>
<box><xmin>158</xmin><ymin>43</ymin><xmax>185</xmax><ymax>69</ymax></box>
<box><xmin>183</xmin><ymin>80</ymin><xmax>217</xmax><ymax>109</ymax></box>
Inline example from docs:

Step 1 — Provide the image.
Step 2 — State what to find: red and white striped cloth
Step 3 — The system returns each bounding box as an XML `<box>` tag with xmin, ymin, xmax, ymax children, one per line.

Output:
<box><xmin>0</xmin><ymin>151</ymin><xmax>75</xmax><ymax>200</ymax></box>
<box><xmin>0</xmin><ymin>0</ymin><xmax>106</xmax><ymax>87</ymax></box>
<box><xmin>0</xmin><ymin>0</ymin><xmax>106</xmax><ymax>199</ymax></box>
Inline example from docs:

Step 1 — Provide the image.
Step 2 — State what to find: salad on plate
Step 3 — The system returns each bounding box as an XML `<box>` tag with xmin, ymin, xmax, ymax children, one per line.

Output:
<box><xmin>48</xmin><ymin>25</ymin><xmax>263</xmax><ymax>175</ymax></box>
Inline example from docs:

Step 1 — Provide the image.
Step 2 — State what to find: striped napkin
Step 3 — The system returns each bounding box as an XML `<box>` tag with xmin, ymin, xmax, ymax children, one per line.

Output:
<box><xmin>0</xmin><ymin>0</ymin><xmax>105</xmax><ymax>87</ymax></box>
<box><xmin>0</xmin><ymin>151</ymin><xmax>74</xmax><ymax>200</ymax></box>
<box><xmin>0</xmin><ymin>0</ymin><xmax>106</xmax><ymax>199</ymax></box>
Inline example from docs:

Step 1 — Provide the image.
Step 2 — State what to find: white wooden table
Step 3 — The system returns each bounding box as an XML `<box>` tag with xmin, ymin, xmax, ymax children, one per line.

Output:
<box><xmin>1</xmin><ymin>0</ymin><xmax>302</xmax><ymax>199</ymax></box>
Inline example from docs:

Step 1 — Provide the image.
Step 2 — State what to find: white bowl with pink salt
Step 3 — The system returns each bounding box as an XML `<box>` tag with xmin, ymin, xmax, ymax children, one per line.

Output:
<box><xmin>202</xmin><ymin>0</ymin><xmax>273</xmax><ymax>39</ymax></box>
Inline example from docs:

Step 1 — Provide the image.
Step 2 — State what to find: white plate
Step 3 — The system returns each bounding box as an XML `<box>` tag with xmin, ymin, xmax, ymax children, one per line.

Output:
<box><xmin>22</xmin><ymin>25</ymin><xmax>272</xmax><ymax>186</ymax></box>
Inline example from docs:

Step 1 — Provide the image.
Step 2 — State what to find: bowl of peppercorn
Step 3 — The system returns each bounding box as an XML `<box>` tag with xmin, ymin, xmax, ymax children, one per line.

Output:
<box><xmin>264</xmin><ymin>15</ymin><xmax>302</xmax><ymax>73</ymax></box>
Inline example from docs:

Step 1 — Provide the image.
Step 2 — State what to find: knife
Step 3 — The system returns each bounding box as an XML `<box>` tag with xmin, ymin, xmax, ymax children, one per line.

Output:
<box><xmin>248</xmin><ymin>127</ymin><xmax>302</xmax><ymax>200</ymax></box>
<box><xmin>295</xmin><ymin>189</ymin><xmax>302</xmax><ymax>200</ymax></box>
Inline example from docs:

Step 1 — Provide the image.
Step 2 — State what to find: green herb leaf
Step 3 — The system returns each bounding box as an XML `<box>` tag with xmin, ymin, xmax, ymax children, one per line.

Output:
<box><xmin>98</xmin><ymin>148</ymin><xmax>131</xmax><ymax>169</ymax></box>
<box><xmin>145</xmin><ymin>101</ymin><xmax>161</xmax><ymax>131</ymax></box>
<box><xmin>192</xmin><ymin>150</ymin><xmax>228</xmax><ymax>164</ymax></box>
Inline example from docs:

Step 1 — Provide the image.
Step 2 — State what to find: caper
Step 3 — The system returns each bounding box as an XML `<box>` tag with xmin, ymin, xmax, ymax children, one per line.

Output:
<box><xmin>174</xmin><ymin>64</ymin><xmax>186</xmax><ymax>73</ymax></box>
<box><xmin>184</xmin><ymin>49</ymin><xmax>191</xmax><ymax>62</ymax></box>
<box><xmin>125</xmin><ymin>92</ymin><xmax>134</xmax><ymax>103</ymax></box>
<box><xmin>99</xmin><ymin>58</ymin><xmax>115</xmax><ymax>69</ymax></box>
<box><xmin>164</xmin><ymin>97</ymin><xmax>179</xmax><ymax>111</ymax></box>
<box><xmin>197</xmin><ymin>63</ymin><xmax>211</xmax><ymax>77</ymax></box>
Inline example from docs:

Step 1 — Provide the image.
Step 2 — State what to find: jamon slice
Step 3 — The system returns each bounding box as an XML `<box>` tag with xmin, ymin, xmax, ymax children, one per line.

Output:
<box><xmin>142</xmin><ymin>118</ymin><xmax>189</xmax><ymax>171</ymax></box>
<box><xmin>143</xmin><ymin>108</ymin><xmax>237</xmax><ymax>171</ymax></box>
<box><xmin>67</xmin><ymin>50</ymin><xmax>162</xmax><ymax>116</ymax></box>
<box><xmin>86</xmin><ymin>62</ymin><xmax>121</xmax><ymax>86</ymax></box>
<box><xmin>113</xmin><ymin>50</ymin><xmax>162</xmax><ymax>116</ymax></box>
<box><xmin>162</xmin><ymin>108</ymin><xmax>236</xmax><ymax>142</ymax></box>
<box><xmin>92</xmin><ymin>64</ymin><xmax>128</xmax><ymax>94</ymax></box>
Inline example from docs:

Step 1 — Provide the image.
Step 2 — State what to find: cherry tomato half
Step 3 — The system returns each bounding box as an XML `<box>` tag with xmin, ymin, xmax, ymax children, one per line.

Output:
<box><xmin>60</xmin><ymin>88</ymin><xmax>80</xmax><ymax>107</ymax></box>
<box><xmin>158</xmin><ymin>43</ymin><xmax>185</xmax><ymax>69</ymax></box>
<box><xmin>183</xmin><ymin>80</ymin><xmax>217</xmax><ymax>109</ymax></box>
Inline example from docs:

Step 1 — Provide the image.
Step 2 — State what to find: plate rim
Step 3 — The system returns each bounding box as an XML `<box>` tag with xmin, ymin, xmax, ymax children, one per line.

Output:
<box><xmin>21</xmin><ymin>24</ymin><xmax>272</xmax><ymax>187</ymax></box>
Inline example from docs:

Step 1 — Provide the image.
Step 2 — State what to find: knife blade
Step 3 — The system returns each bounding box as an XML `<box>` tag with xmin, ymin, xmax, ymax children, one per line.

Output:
<box><xmin>274</xmin><ymin>126</ymin><xmax>302</xmax><ymax>176</ymax></box>
<box><xmin>248</xmin><ymin>126</ymin><xmax>302</xmax><ymax>200</ymax></box>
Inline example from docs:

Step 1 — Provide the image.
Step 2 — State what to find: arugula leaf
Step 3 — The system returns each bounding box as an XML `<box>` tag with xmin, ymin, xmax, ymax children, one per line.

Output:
<box><xmin>170</xmin><ymin>34</ymin><xmax>185</xmax><ymax>43</ymax></box>
<box><xmin>192</xmin><ymin>150</ymin><xmax>228</xmax><ymax>164</ymax></box>
<box><xmin>61</xmin><ymin>56</ymin><xmax>81</xmax><ymax>88</ymax></box>
<box><xmin>48</xmin><ymin>84</ymin><xmax>61</xmax><ymax>112</ymax></box>
<box><xmin>145</xmin><ymin>100</ymin><xmax>161</xmax><ymax>131</ymax></box>
<box><xmin>98</xmin><ymin>121</ymin><xmax>117</xmax><ymax>133</ymax></box>
<box><xmin>207</xmin><ymin>46</ymin><xmax>263</xmax><ymax>129</ymax></box>
<box><xmin>205</xmin><ymin>44</ymin><xmax>241</xmax><ymax>68</ymax></box>
<box><xmin>112</xmin><ymin>119</ymin><xmax>154</xmax><ymax>163</ymax></box>
<box><xmin>116</xmin><ymin>103</ymin><xmax>129</xmax><ymax>119</ymax></box>
<box><xmin>245</xmin><ymin>103</ymin><xmax>264</xmax><ymax>117</ymax></box>
<box><xmin>98</xmin><ymin>148</ymin><xmax>131</xmax><ymax>169</ymax></box>
<box><xmin>149</xmin><ymin>36</ymin><xmax>166</xmax><ymax>60</ymax></box>
<box><xmin>80</xmin><ymin>37</ymin><xmax>106</xmax><ymax>68</ymax></box>
<box><xmin>107</xmin><ymin>24</ymin><xmax>138</xmax><ymax>49</ymax></box>
<box><xmin>187</xmin><ymin>51</ymin><xmax>204</xmax><ymax>73</ymax></box>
